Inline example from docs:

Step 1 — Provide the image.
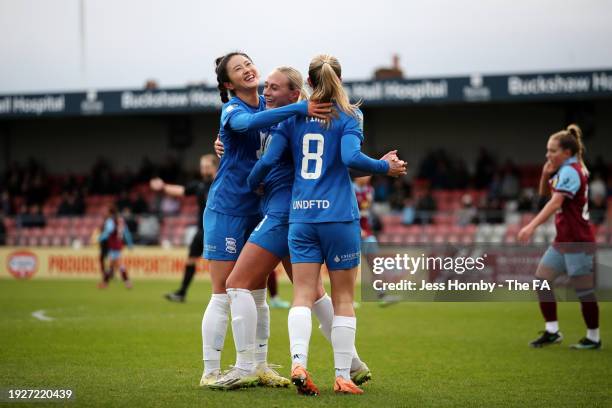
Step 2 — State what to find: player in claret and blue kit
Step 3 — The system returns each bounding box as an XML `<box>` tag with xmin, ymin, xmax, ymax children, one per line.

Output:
<box><xmin>248</xmin><ymin>54</ymin><xmax>406</xmax><ymax>395</ymax></box>
<box><xmin>518</xmin><ymin>124</ymin><xmax>601</xmax><ymax>350</ymax></box>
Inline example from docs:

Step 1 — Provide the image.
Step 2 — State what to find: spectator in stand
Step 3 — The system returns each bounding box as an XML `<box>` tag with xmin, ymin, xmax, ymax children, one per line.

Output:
<box><xmin>160</xmin><ymin>195</ymin><xmax>181</xmax><ymax>216</ymax></box>
<box><xmin>475</xmin><ymin>148</ymin><xmax>497</xmax><ymax>189</ymax></box>
<box><xmin>589</xmin><ymin>173</ymin><xmax>606</xmax><ymax>200</ymax></box>
<box><xmin>136</xmin><ymin>157</ymin><xmax>156</xmax><ymax>183</ymax></box>
<box><xmin>457</xmin><ymin>194</ymin><xmax>477</xmax><ymax>226</ymax></box>
<box><xmin>89</xmin><ymin>158</ymin><xmax>115</xmax><ymax>194</ymax></box>
<box><xmin>1</xmin><ymin>190</ymin><xmax>11</xmax><ymax>215</ymax></box>
<box><xmin>132</xmin><ymin>193</ymin><xmax>149</xmax><ymax>214</ymax></box>
<box><xmin>482</xmin><ymin>198</ymin><xmax>504</xmax><ymax>224</ymax></box>
<box><xmin>418</xmin><ymin>150</ymin><xmax>437</xmax><ymax>180</ymax></box>
<box><xmin>415</xmin><ymin>185</ymin><xmax>437</xmax><ymax>225</ymax></box>
<box><xmin>0</xmin><ymin>209</ymin><xmax>6</xmax><ymax>245</ymax></box>
<box><xmin>401</xmin><ymin>196</ymin><xmax>416</xmax><ymax>225</ymax></box>
<box><xmin>18</xmin><ymin>204</ymin><xmax>46</xmax><ymax>228</ymax></box>
<box><xmin>24</xmin><ymin>172</ymin><xmax>49</xmax><ymax>207</ymax></box>
<box><xmin>121</xmin><ymin>207</ymin><xmax>139</xmax><ymax>239</ymax></box>
<box><xmin>159</xmin><ymin>156</ymin><xmax>182</xmax><ymax>183</ymax></box>
<box><xmin>430</xmin><ymin>158</ymin><xmax>452</xmax><ymax>190</ymax></box>
<box><xmin>500</xmin><ymin>160</ymin><xmax>520</xmax><ymax>200</ymax></box>
<box><xmin>57</xmin><ymin>191</ymin><xmax>85</xmax><ymax>216</ymax></box>
<box><xmin>590</xmin><ymin>155</ymin><xmax>608</xmax><ymax>182</ymax></box>
<box><xmin>517</xmin><ymin>188</ymin><xmax>537</xmax><ymax>213</ymax></box>
<box><xmin>372</xmin><ymin>175</ymin><xmax>391</xmax><ymax>203</ymax></box>
<box><xmin>5</xmin><ymin>162</ymin><xmax>22</xmax><ymax>196</ymax></box>
<box><xmin>116</xmin><ymin>190</ymin><xmax>133</xmax><ymax>213</ymax></box>
<box><xmin>451</xmin><ymin>158</ymin><xmax>470</xmax><ymax>189</ymax></box>
<box><xmin>388</xmin><ymin>177</ymin><xmax>412</xmax><ymax>212</ymax></box>
<box><xmin>590</xmin><ymin>192</ymin><xmax>607</xmax><ymax>225</ymax></box>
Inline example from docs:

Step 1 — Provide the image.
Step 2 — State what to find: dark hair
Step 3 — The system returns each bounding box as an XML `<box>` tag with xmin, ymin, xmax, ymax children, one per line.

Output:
<box><xmin>214</xmin><ymin>52</ymin><xmax>252</xmax><ymax>103</ymax></box>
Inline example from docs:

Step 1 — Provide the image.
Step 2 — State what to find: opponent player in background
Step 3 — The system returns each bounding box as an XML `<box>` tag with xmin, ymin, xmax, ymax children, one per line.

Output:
<box><xmin>212</xmin><ymin>66</ymin><xmax>374</xmax><ymax>390</ymax></box>
<box><xmin>150</xmin><ymin>154</ymin><xmax>218</xmax><ymax>303</ymax></box>
<box><xmin>354</xmin><ymin>175</ymin><xmax>379</xmax><ymax>260</ymax></box>
<box><xmin>199</xmin><ymin>52</ymin><xmax>332</xmax><ymax>387</ymax></box>
<box><xmin>518</xmin><ymin>124</ymin><xmax>601</xmax><ymax>349</ymax></box>
<box><xmin>98</xmin><ymin>206</ymin><xmax>134</xmax><ymax>289</ymax></box>
<box><xmin>248</xmin><ymin>55</ymin><xmax>406</xmax><ymax>395</ymax></box>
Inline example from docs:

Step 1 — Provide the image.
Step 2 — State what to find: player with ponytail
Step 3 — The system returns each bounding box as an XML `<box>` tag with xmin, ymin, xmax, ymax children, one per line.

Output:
<box><xmin>518</xmin><ymin>124</ymin><xmax>600</xmax><ymax>350</ymax></box>
<box><xmin>248</xmin><ymin>54</ymin><xmax>406</xmax><ymax>395</ymax></box>
<box><xmin>199</xmin><ymin>52</ymin><xmax>332</xmax><ymax>389</ymax></box>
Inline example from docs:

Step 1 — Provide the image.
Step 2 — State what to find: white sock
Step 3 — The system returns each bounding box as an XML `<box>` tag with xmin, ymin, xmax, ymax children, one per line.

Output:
<box><xmin>313</xmin><ymin>294</ymin><xmax>363</xmax><ymax>371</ymax></box>
<box><xmin>202</xmin><ymin>293</ymin><xmax>230</xmax><ymax>375</ymax></box>
<box><xmin>288</xmin><ymin>306</ymin><xmax>311</xmax><ymax>368</ymax></box>
<box><xmin>332</xmin><ymin>315</ymin><xmax>356</xmax><ymax>380</ymax></box>
<box><xmin>252</xmin><ymin>288</ymin><xmax>269</xmax><ymax>367</ymax></box>
<box><xmin>227</xmin><ymin>288</ymin><xmax>257</xmax><ymax>373</ymax></box>
<box><xmin>545</xmin><ymin>321</ymin><xmax>559</xmax><ymax>333</ymax></box>
<box><xmin>587</xmin><ymin>328</ymin><xmax>600</xmax><ymax>343</ymax></box>
<box><xmin>313</xmin><ymin>294</ymin><xmax>333</xmax><ymax>342</ymax></box>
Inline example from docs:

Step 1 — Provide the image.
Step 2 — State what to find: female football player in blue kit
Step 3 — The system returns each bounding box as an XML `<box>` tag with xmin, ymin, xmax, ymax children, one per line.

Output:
<box><xmin>248</xmin><ymin>55</ymin><xmax>406</xmax><ymax>395</ymax></box>
<box><xmin>213</xmin><ymin>66</ymin><xmax>392</xmax><ymax>390</ymax></box>
<box><xmin>200</xmin><ymin>52</ymin><xmax>332</xmax><ymax>388</ymax></box>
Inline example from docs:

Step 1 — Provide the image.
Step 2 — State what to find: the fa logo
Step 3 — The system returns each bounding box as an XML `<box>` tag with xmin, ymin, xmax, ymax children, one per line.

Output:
<box><xmin>225</xmin><ymin>238</ymin><xmax>237</xmax><ymax>254</ymax></box>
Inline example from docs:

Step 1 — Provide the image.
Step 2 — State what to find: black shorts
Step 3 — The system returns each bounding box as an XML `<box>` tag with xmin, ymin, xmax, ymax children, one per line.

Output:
<box><xmin>100</xmin><ymin>240</ymin><xmax>109</xmax><ymax>258</ymax></box>
<box><xmin>188</xmin><ymin>229</ymin><xmax>204</xmax><ymax>258</ymax></box>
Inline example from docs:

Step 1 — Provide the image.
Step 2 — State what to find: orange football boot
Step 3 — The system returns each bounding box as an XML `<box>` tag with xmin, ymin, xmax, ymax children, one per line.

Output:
<box><xmin>333</xmin><ymin>376</ymin><xmax>364</xmax><ymax>395</ymax></box>
<box><xmin>290</xmin><ymin>364</ymin><xmax>319</xmax><ymax>396</ymax></box>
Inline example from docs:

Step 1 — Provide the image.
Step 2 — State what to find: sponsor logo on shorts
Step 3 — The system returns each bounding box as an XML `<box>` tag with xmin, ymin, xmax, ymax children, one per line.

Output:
<box><xmin>7</xmin><ymin>250</ymin><xmax>38</xmax><ymax>279</ymax></box>
<box><xmin>334</xmin><ymin>252</ymin><xmax>360</xmax><ymax>263</ymax></box>
<box><xmin>292</xmin><ymin>200</ymin><xmax>330</xmax><ymax>210</ymax></box>
<box><xmin>225</xmin><ymin>238</ymin><xmax>237</xmax><ymax>254</ymax></box>
<box><xmin>205</xmin><ymin>244</ymin><xmax>216</xmax><ymax>252</ymax></box>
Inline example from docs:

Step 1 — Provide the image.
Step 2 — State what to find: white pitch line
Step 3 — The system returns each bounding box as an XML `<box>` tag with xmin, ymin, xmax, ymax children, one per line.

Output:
<box><xmin>32</xmin><ymin>310</ymin><xmax>54</xmax><ymax>322</ymax></box>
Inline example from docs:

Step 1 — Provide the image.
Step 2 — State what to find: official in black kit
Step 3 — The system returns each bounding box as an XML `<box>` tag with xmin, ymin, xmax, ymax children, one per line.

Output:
<box><xmin>150</xmin><ymin>154</ymin><xmax>219</xmax><ymax>302</ymax></box>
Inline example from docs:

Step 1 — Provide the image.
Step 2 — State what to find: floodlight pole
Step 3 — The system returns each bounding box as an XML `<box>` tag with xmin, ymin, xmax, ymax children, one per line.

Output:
<box><xmin>79</xmin><ymin>0</ymin><xmax>87</xmax><ymax>80</ymax></box>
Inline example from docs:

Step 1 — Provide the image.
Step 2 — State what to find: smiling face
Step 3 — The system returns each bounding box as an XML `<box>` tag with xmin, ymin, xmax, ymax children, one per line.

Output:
<box><xmin>263</xmin><ymin>70</ymin><xmax>299</xmax><ymax>108</ymax></box>
<box><xmin>546</xmin><ymin>136</ymin><xmax>572</xmax><ymax>170</ymax></box>
<box><xmin>224</xmin><ymin>54</ymin><xmax>259</xmax><ymax>94</ymax></box>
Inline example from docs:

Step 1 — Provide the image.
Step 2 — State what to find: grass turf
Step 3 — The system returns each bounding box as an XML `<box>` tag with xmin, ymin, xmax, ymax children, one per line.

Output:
<box><xmin>0</xmin><ymin>279</ymin><xmax>610</xmax><ymax>407</ymax></box>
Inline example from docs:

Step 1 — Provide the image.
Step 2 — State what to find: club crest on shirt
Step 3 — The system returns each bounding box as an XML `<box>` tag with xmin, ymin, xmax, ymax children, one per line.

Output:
<box><xmin>551</xmin><ymin>176</ymin><xmax>558</xmax><ymax>188</ymax></box>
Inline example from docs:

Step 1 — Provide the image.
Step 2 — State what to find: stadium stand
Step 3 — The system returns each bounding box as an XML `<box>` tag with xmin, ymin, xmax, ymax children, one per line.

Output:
<box><xmin>1</xmin><ymin>156</ymin><xmax>610</xmax><ymax>248</ymax></box>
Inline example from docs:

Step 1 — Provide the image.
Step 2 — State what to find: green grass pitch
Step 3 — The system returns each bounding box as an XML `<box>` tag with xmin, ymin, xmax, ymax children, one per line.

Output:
<box><xmin>0</xmin><ymin>279</ymin><xmax>610</xmax><ymax>407</ymax></box>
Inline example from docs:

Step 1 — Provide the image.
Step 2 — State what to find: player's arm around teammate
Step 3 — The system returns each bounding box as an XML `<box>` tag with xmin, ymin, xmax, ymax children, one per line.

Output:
<box><xmin>200</xmin><ymin>52</ymin><xmax>332</xmax><ymax>389</ymax></box>
<box><xmin>248</xmin><ymin>55</ymin><xmax>405</xmax><ymax>396</ymax></box>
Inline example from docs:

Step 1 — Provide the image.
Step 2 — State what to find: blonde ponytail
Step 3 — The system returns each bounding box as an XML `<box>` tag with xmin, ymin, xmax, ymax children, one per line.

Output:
<box><xmin>566</xmin><ymin>124</ymin><xmax>585</xmax><ymax>165</ymax></box>
<box><xmin>308</xmin><ymin>55</ymin><xmax>360</xmax><ymax>123</ymax></box>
